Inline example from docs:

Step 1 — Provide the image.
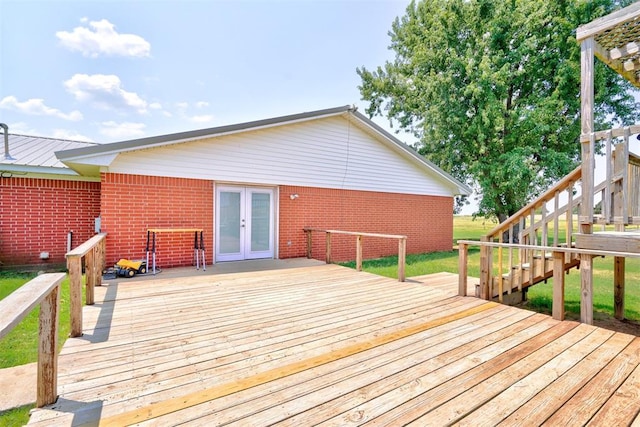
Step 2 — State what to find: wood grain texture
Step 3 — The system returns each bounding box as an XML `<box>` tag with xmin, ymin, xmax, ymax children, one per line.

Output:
<box><xmin>25</xmin><ymin>265</ymin><xmax>640</xmax><ymax>426</ymax></box>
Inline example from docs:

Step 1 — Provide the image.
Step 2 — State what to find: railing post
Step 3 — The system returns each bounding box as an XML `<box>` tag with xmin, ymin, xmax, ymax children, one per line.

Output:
<box><xmin>325</xmin><ymin>232</ymin><xmax>332</xmax><ymax>264</ymax></box>
<box><xmin>480</xmin><ymin>236</ymin><xmax>491</xmax><ymax>300</ymax></box>
<box><xmin>85</xmin><ymin>249</ymin><xmax>95</xmax><ymax>306</ymax></box>
<box><xmin>305</xmin><ymin>229</ymin><xmax>312</xmax><ymax>259</ymax></box>
<box><xmin>398</xmin><ymin>237</ymin><xmax>406</xmax><ymax>282</ymax></box>
<box><xmin>580</xmin><ymin>253</ymin><xmax>594</xmax><ymax>325</ymax></box>
<box><xmin>458</xmin><ymin>243</ymin><xmax>468</xmax><ymax>296</ymax></box>
<box><xmin>614</xmin><ymin>256</ymin><xmax>625</xmax><ymax>320</ymax></box>
<box><xmin>37</xmin><ymin>283</ymin><xmax>60</xmax><ymax>407</ymax></box>
<box><xmin>67</xmin><ymin>255</ymin><xmax>83</xmax><ymax>337</ymax></box>
<box><xmin>96</xmin><ymin>241</ymin><xmax>105</xmax><ymax>286</ymax></box>
<box><xmin>552</xmin><ymin>251</ymin><xmax>565</xmax><ymax>321</ymax></box>
<box><xmin>356</xmin><ymin>235</ymin><xmax>363</xmax><ymax>271</ymax></box>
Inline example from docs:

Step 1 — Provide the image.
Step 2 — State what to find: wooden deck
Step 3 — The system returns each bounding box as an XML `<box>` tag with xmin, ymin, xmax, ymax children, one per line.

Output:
<box><xmin>27</xmin><ymin>263</ymin><xmax>640</xmax><ymax>426</ymax></box>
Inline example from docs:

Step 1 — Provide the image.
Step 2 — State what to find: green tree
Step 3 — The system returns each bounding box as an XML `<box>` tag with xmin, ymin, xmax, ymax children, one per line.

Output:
<box><xmin>358</xmin><ymin>0</ymin><xmax>637</xmax><ymax>222</ymax></box>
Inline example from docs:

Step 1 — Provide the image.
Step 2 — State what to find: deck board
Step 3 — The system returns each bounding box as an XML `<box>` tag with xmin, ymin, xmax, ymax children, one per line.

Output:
<box><xmin>27</xmin><ymin>263</ymin><xmax>640</xmax><ymax>426</ymax></box>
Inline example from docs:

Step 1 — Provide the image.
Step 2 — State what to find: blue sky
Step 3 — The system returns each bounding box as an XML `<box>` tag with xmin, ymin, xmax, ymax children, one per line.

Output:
<box><xmin>0</xmin><ymin>0</ymin><xmax>413</xmax><ymax>143</ymax></box>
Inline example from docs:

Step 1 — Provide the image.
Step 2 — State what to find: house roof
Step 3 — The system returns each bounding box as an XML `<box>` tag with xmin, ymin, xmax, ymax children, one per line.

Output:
<box><xmin>0</xmin><ymin>133</ymin><xmax>98</xmax><ymax>177</ymax></box>
<box><xmin>55</xmin><ymin>105</ymin><xmax>471</xmax><ymax>195</ymax></box>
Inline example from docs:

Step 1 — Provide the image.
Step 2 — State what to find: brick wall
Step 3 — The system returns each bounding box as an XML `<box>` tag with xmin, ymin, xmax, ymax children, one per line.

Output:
<box><xmin>100</xmin><ymin>173</ymin><xmax>214</xmax><ymax>268</ymax></box>
<box><xmin>278</xmin><ymin>186</ymin><xmax>454</xmax><ymax>262</ymax></box>
<box><xmin>100</xmin><ymin>175</ymin><xmax>453</xmax><ymax>266</ymax></box>
<box><xmin>0</xmin><ymin>177</ymin><xmax>101</xmax><ymax>267</ymax></box>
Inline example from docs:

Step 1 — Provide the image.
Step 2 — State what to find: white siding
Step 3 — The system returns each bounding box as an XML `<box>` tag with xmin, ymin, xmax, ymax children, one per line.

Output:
<box><xmin>107</xmin><ymin>116</ymin><xmax>456</xmax><ymax>196</ymax></box>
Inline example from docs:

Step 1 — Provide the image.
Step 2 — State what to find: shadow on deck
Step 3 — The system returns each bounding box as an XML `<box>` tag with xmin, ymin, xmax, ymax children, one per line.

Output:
<box><xmin>28</xmin><ymin>260</ymin><xmax>640</xmax><ymax>425</ymax></box>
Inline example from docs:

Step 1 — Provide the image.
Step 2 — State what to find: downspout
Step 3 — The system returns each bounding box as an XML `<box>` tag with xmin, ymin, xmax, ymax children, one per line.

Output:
<box><xmin>0</xmin><ymin>123</ymin><xmax>15</xmax><ymax>161</ymax></box>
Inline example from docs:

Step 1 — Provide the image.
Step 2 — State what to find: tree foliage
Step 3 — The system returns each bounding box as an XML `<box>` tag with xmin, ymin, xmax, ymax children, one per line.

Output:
<box><xmin>358</xmin><ymin>0</ymin><xmax>638</xmax><ymax>221</ymax></box>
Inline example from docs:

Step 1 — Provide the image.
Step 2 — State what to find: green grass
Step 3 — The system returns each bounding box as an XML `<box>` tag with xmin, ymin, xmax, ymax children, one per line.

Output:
<box><xmin>343</xmin><ymin>215</ymin><xmax>640</xmax><ymax>322</ymax></box>
<box><xmin>0</xmin><ymin>405</ymin><xmax>33</xmax><ymax>426</ymax></box>
<box><xmin>0</xmin><ymin>272</ymin><xmax>75</xmax><ymax>425</ymax></box>
<box><xmin>0</xmin><ymin>272</ymin><xmax>74</xmax><ymax>368</ymax></box>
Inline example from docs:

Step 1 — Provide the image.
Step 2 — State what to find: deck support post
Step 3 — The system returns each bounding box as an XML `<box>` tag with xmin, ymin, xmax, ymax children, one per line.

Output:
<box><xmin>325</xmin><ymin>232</ymin><xmax>332</xmax><ymax>264</ymax></box>
<box><xmin>37</xmin><ymin>283</ymin><xmax>59</xmax><ymax>407</ymax></box>
<box><xmin>552</xmin><ymin>251</ymin><xmax>565</xmax><ymax>321</ymax></box>
<box><xmin>614</xmin><ymin>256</ymin><xmax>625</xmax><ymax>320</ymax></box>
<box><xmin>458</xmin><ymin>243</ymin><xmax>468</xmax><ymax>296</ymax></box>
<box><xmin>580</xmin><ymin>253</ymin><xmax>594</xmax><ymax>325</ymax></box>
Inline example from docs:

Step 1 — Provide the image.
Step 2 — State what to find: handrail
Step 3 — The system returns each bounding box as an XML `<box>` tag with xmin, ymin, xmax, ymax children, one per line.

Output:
<box><xmin>458</xmin><ymin>239</ymin><xmax>640</xmax><ymax>325</ymax></box>
<box><xmin>479</xmin><ymin>166</ymin><xmax>582</xmax><ymax>302</ymax></box>
<box><xmin>303</xmin><ymin>228</ymin><xmax>407</xmax><ymax>282</ymax></box>
<box><xmin>459</xmin><ymin>239</ymin><xmax>640</xmax><ymax>259</ymax></box>
<box><xmin>0</xmin><ymin>273</ymin><xmax>66</xmax><ymax>406</ymax></box>
<box><xmin>66</xmin><ymin>233</ymin><xmax>107</xmax><ymax>337</ymax></box>
<box><xmin>485</xmin><ymin>166</ymin><xmax>582</xmax><ymax>239</ymax></box>
<box><xmin>580</xmin><ymin>124</ymin><xmax>640</xmax><ymax>142</ymax></box>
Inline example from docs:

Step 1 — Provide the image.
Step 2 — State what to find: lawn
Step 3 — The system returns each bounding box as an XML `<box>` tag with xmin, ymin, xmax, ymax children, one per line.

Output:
<box><xmin>343</xmin><ymin>215</ymin><xmax>640</xmax><ymax>322</ymax></box>
<box><xmin>0</xmin><ymin>272</ymin><xmax>74</xmax><ymax>369</ymax></box>
<box><xmin>0</xmin><ymin>272</ymin><xmax>75</xmax><ymax>424</ymax></box>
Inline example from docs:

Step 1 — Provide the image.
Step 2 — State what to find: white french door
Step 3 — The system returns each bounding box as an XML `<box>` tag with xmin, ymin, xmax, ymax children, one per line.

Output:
<box><xmin>215</xmin><ymin>186</ymin><xmax>275</xmax><ymax>262</ymax></box>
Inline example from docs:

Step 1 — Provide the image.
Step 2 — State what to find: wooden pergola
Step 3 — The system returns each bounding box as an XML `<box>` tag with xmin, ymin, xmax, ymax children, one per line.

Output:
<box><xmin>577</xmin><ymin>2</ymin><xmax>640</xmax><ymax>323</ymax></box>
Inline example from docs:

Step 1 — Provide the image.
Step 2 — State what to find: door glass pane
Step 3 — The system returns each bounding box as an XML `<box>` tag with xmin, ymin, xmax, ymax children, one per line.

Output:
<box><xmin>251</xmin><ymin>192</ymin><xmax>270</xmax><ymax>252</ymax></box>
<box><xmin>219</xmin><ymin>191</ymin><xmax>241</xmax><ymax>254</ymax></box>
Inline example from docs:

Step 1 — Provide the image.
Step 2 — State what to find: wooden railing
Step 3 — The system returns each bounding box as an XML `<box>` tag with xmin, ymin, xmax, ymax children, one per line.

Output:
<box><xmin>479</xmin><ymin>167</ymin><xmax>582</xmax><ymax>300</ymax></box>
<box><xmin>65</xmin><ymin>233</ymin><xmax>107</xmax><ymax>337</ymax></box>
<box><xmin>0</xmin><ymin>273</ymin><xmax>66</xmax><ymax>406</ymax></box>
<box><xmin>303</xmin><ymin>228</ymin><xmax>407</xmax><ymax>281</ymax></box>
<box><xmin>581</xmin><ymin>125</ymin><xmax>640</xmax><ymax>226</ymax></box>
<box><xmin>459</xmin><ymin>239</ymin><xmax>640</xmax><ymax>325</ymax></box>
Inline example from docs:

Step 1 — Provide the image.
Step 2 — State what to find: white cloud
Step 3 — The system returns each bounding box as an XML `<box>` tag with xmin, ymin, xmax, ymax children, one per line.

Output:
<box><xmin>149</xmin><ymin>102</ymin><xmax>163</xmax><ymax>110</ymax></box>
<box><xmin>56</xmin><ymin>18</ymin><xmax>150</xmax><ymax>58</ymax></box>
<box><xmin>52</xmin><ymin>129</ymin><xmax>94</xmax><ymax>142</ymax></box>
<box><xmin>99</xmin><ymin>121</ymin><xmax>146</xmax><ymax>139</ymax></box>
<box><xmin>0</xmin><ymin>96</ymin><xmax>83</xmax><ymax>121</ymax></box>
<box><xmin>64</xmin><ymin>74</ymin><xmax>148</xmax><ymax>114</ymax></box>
<box><xmin>171</xmin><ymin>101</ymin><xmax>214</xmax><ymax>123</ymax></box>
<box><xmin>189</xmin><ymin>114</ymin><xmax>214</xmax><ymax>124</ymax></box>
<box><xmin>6</xmin><ymin>122</ymin><xmax>41</xmax><ymax>135</ymax></box>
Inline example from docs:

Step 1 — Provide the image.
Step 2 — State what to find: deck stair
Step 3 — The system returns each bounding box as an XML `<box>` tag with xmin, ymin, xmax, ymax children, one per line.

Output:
<box><xmin>479</xmin><ymin>166</ymin><xmax>585</xmax><ymax>301</ymax></box>
<box><xmin>491</xmin><ymin>250</ymin><xmax>581</xmax><ymax>299</ymax></box>
<box><xmin>479</xmin><ymin>137</ymin><xmax>640</xmax><ymax>301</ymax></box>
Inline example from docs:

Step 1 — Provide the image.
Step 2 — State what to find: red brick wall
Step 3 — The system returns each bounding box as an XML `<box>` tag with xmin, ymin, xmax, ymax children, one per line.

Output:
<box><xmin>100</xmin><ymin>175</ymin><xmax>453</xmax><ymax>266</ymax></box>
<box><xmin>278</xmin><ymin>186</ymin><xmax>454</xmax><ymax>262</ymax></box>
<box><xmin>100</xmin><ymin>173</ymin><xmax>214</xmax><ymax>268</ymax></box>
<box><xmin>0</xmin><ymin>177</ymin><xmax>100</xmax><ymax>267</ymax></box>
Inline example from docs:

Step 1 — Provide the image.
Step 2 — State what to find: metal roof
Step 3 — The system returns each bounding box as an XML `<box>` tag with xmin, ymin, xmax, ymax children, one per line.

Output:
<box><xmin>0</xmin><ymin>133</ymin><xmax>98</xmax><ymax>175</ymax></box>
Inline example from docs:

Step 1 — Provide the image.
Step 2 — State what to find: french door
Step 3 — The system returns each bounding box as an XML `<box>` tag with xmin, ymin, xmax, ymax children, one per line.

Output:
<box><xmin>215</xmin><ymin>186</ymin><xmax>275</xmax><ymax>262</ymax></box>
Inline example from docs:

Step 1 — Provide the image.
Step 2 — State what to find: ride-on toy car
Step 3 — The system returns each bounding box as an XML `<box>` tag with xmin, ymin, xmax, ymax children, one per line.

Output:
<box><xmin>115</xmin><ymin>259</ymin><xmax>147</xmax><ymax>277</ymax></box>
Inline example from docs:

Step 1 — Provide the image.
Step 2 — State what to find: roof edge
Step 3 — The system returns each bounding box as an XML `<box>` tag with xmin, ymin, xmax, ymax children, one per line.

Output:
<box><xmin>56</xmin><ymin>105</ymin><xmax>353</xmax><ymax>161</ymax></box>
<box><xmin>349</xmin><ymin>110</ymin><xmax>472</xmax><ymax>196</ymax></box>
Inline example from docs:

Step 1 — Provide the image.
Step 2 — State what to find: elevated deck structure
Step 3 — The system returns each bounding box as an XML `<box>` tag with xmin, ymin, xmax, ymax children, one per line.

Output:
<box><xmin>476</xmin><ymin>3</ymin><xmax>640</xmax><ymax>324</ymax></box>
<box><xmin>27</xmin><ymin>262</ymin><xmax>640</xmax><ymax>426</ymax></box>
